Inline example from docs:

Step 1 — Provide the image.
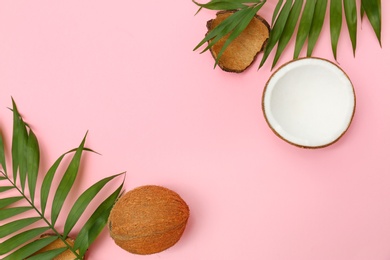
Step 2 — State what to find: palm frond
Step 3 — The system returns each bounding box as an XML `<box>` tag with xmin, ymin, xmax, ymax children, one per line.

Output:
<box><xmin>272</xmin><ymin>0</ymin><xmax>304</xmax><ymax>68</ymax></box>
<box><xmin>259</xmin><ymin>0</ymin><xmax>293</xmax><ymax>68</ymax></box>
<box><xmin>193</xmin><ymin>0</ymin><xmax>382</xmax><ymax>69</ymax></box>
<box><xmin>0</xmin><ymin>99</ymin><xmax>125</xmax><ymax>260</ymax></box>
<box><xmin>344</xmin><ymin>0</ymin><xmax>357</xmax><ymax>55</ymax></box>
<box><xmin>50</xmin><ymin>134</ymin><xmax>87</xmax><ymax>226</ymax></box>
<box><xmin>294</xmin><ymin>0</ymin><xmax>317</xmax><ymax>59</ymax></box>
<box><xmin>2</xmin><ymin>235</ymin><xmax>58</xmax><ymax>260</ymax></box>
<box><xmin>307</xmin><ymin>0</ymin><xmax>328</xmax><ymax>56</ymax></box>
<box><xmin>361</xmin><ymin>0</ymin><xmax>381</xmax><ymax>45</ymax></box>
<box><xmin>330</xmin><ymin>0</ymin><xmax>343</xmax><ymax>60</ymax></box>
<box><xmin>74</xmin><ymin>181</ymin><xmax>124</xmax><ymax>256</ymax></box>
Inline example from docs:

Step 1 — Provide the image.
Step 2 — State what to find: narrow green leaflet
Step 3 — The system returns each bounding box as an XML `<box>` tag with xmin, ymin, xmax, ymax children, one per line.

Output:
<box><xmin>0</xmin><ymin>207</ymin><xmax>33</xmax><ymax>221</ymax></box>
<box><xmin>0</xmin><ymin>227</ymin><xmax>49</xmax><ymax>255</ymax></box>
<box><xmin>40</xmin><ymin>152</ymin><xmax>68</xmax><ymax>215</ymax></box>
<box><xmin>63</xmin><ymin>173</ymin><xmax>124</xmax><ymax>238</ymax></box>
<box><xmin>2</xmin><ymin>235</ymin><xmax>58</xmax><ymax>260</ymax></box>
<box><xmin>214</xmin><ymin>3</ymin><xmax>264</xmax><ymax>67</ymax></box>
<box><xmin>194</xmin><ymin>7</ymin><xmax>253</xmax><ymax>53</ymax></box>
<box><xmin>272</xmin><ymin>0</ymin><xmax>304</xmax><ymax>68</ymax></box>
<box><xmin>307</xmin><ymin>0</ymin><xmax>328</xmax><ymax>56</ymax></box>
<box><xmin>344</xmin><ymin>0</ymin><xmax>357</xmax><ymax>55</ymax></box>
<box><xmin>11</xmin><ymin>100</ymin><xmax>29</xmax><ymax>191</ymax></box>
<box><xmin>0</xmin><ymin>186</ymin><xmax>13</xmax><ymax>192</ymax></box>
<box><xmin>27</xmin><ymin>129</ymin><xmax>40</xmax><ymax>204</ymax></box>
<box><xmin>294</xmin><ymin>0</ymin><xmax>317</xmax><ymax>59</ymax></box>
<box><xmin>193</xmin><ymin>0</ymin><xmax>261</xmax><ymax>14</ymax></box>
<box><xmin>272</xmin><ymin>0</ymin><xmax>284</xmax><ymax>26</ymax></box>
<box><xmin>259</xmin><ymin>0</ymin><xmax>293</xmax><ymax>68</ymax></box>
<box><xmin>0</xmin><ymin>196</ymin><xmax>23</xmax><ymax>209</ymax></box>
<box><xmin>330</xmin><ymin>0</ymin><xmax>342</xmax><ymax>60</ymax></box>
<box><xmin>0</xmin><ymin>217</ymin><xmax>41</xmax><ymax>238</ymax></box>
<box><xmin>51</xmin><ymin>134</ymin><xmax>87</xmax><ymax>225</ymax></box>
<box><xmin>193</xmin><ymin>0</ymin><xmax>246</xmax><ymax>12</ymax></box>
<box><xmin>26</xmin><ymin>248</ymin><xmax>68</xmax><ymax>260</ymax></box>
<box><xmin>17</xmin><ymin>118</ymin><xmax>28</xmax><ymax>191</ymax></box>
<box><xmin>0</xmin><ymin>132</ymin><xmax>6</xmax><ymax>174</ymax></box>
<box><xmin>74</xmin><ymin>182</ymin><xmax>124</xmax><ymax>256</ymax></box>
<box><xmin>361</xmin><ymin>0</ymin><xmax>381</xmax><ymax>45</ymax></box>
<box><xmin>40</xmin><ymin>147</ymin><xmax>93</xmax><ymax>215</ymax></box>
<box><xmin>11</xmin><ymin>99</ymin><xmax>21</xmax><ymax>183</ymax></box>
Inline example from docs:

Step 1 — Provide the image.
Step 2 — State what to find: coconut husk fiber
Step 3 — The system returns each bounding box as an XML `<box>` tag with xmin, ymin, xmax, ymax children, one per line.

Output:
<box><xmin>207</xmin><ymin>10</ymin><xmax>270</xmax><ymax>72</ymax></box>
<box><xmin>108</xmin><ymin>185</ymin><xmax>190</xmax><ymax>255</ymax></box>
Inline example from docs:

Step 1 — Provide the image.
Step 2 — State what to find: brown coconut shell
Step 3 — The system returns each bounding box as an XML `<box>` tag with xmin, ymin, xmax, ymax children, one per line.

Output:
<box><xmin>28</xmin><ymin>234</ymin><xmax>82</xmax><ymax>260</ymax></box>
<box><xmin>206</xmin><ymin>10</ymin><xmax>270</xmax><ymax>73</ymax></box>
<box><xmin>108</xmin><ymin>185</ymin><xmax>190</xmax><ymax>255</ymax></box>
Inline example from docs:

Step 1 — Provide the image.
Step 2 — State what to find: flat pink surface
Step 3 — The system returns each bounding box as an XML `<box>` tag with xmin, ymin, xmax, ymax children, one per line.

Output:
<box><xmin>0</xmin><ymin>1</ymin><xmax>389</xmax><ymax>259</ymax></box>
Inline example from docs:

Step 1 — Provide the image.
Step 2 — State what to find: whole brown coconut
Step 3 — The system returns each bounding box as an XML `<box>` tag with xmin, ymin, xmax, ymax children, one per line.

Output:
<box><xmin>207</xmin><ymin>10</ymin><xmax>270</xmax><ymax>72</ymax></box>
<box><xmin>108</xmin><ymin>185</ymin><xmax>190</xmax><ymax>255</ymax></box>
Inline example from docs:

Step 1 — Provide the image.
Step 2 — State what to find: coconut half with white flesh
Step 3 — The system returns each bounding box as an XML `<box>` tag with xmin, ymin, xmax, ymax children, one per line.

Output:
<box><xmin>262</xmin><ymin>58</ymin><xmax>356</xmax><ymax>148</ymax></box>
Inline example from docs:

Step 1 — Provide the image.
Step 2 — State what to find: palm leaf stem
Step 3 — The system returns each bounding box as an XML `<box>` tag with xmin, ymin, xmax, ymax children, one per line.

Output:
<box><xmin>2</xmin><ymin>173</ymin><xmax>82</xmax><ymax>259</ymax></box>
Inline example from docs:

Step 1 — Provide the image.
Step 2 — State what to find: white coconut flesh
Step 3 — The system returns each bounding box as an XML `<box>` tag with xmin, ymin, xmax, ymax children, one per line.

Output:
<box><xmin>262</xmin><ymin>58</ymin><xmax>355</xmax><ymax>148</ymax></box>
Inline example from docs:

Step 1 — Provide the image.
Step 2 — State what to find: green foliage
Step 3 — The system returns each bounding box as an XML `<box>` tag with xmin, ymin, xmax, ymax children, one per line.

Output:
<box><xmin>193</xmin><ymin>0</ymin><xmax>382</xmax><ymax>69</ymax></box>
<box><xmin>193</xmin><ymin>0</ymin><xmax>267</xmax><ymax>67</ymax></box>
<box><xmin>0</xmin><ymin>99</ymin><xmax>124</xmax><ymax>260</ymax></box>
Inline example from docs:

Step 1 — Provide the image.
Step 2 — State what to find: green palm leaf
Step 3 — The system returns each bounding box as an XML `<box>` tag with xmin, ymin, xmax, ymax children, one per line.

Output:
<box><xmin>11</xmin><ymin>99</ymin><xmax>28</xmax><ymax>187</ymax></box>
<box><xmin>0</xmin><ymin>99</ymin><xmax>125</xmax><ymax>260</ymax></box>
<box><xmin>194</xmin><ymin>7</ymin><xmax>255</xmax><ymax>53</ymax></box>
<box><xmin>0</xmin><ymin>207</ymin><xmax>33</xmax><ymax>221</ymax></box>
<box><xmin>51</xmin><ymin>133</ymin><xmax>86</xmax><ymax>226</ymax></box>
<box><xmin>0</xmin><ymin>132</ymin><xmax>6</xmax><ymax>174</ymax></box>
<box><xmin>361</xmin><ymin>0</ymin><xmax>381</xmax><ymax>45</ymax></box>
<box><xmin>74</xmin><ymin>182</ymin><xmax>124</xmax><ymax>256</ymax></box>
<box><xmin>259</xmin><ymin>0</ymin><xmax>293</xmax><ymax>68</ymax></box>
<box><xmin>0</xmin><ymin>227</ymin><xmax>49</xmax><ymax>255</ymax></box>
<box><xmin>330</xmin><ymin>0</ymin><xmax>342</xmax><ymax>60</ymax></box>
<box><xmin>344</xmin><ymin>0</ymin><xmax>357</xmax><ymax>55</ymax></box>
<box><xmin>193</xmin><ymin>0</ymin><xmax>382</xmax><ymax>69</ymax></box>
<box><xmin>0</xmin><ymin>196</ymin><xmax>23</xmax><ymax>208</ymax></box>
<box><xmin>2</xmin><ymin>235</ymin><xmax>58</xmax><ymax>260</ymax></box>
<box><xmin>194</xmin><ymin>0</ymin><xmax>266</xmax><ymax>63</ymax></box>
<box><xmin>193</xmin><ymin>0</ymin><xmax>246</xmax><ymax>12</ymax></box>
<box><xmin>40</xmin><ymin>148</ymin><xmax>79</xmax><ymax>215</ymax></box>
<box><xmin>272</xmin><ymin>0</ymin><xmax>284</xmax><ymax>26</ymax></box>
<box><xmin>0</xmin><ymin>186</ymin><xmax>13</xmax><ymax>192</ymax></box>
<box><xmin>0</xmin><ymin>217</ymin><xmax>41</xmax><ymax>238</ymax></box>
<box><xmin>63</xmin><ymin>173</ymin><xmax>124</xmax><ymax>238</ymax></box>
<box><xmin>26</xmin><ymin>248</ymin><xmax>68</xmax><ymax>260</ymax></box>
<box><xmin>307</xmin><ymin>0</ymin><xmax>328</xmax><ymax>56</ymax></box>
<box><xmin>194</xmin><ymin>0</ymin><xmax>261</xmax><ymax>14</ymax></box>
<box><xmin>27</xmin><ymin>129</ymin><xmax>40</xmax><ymax>204</ymax></box>
<box><xmin>294</xmin><ymin>0</ymin><xmax>317</xmax><ymax>59</ymax></box>
<box><xmin>214</xmin><ymin>3</ymin><xmax>265</xmax><ymax>67</ymax></box>
<box><xmin>272</xmin><ymin>0</ymin><xmax>304</xmax><ymax>68</ymax></box>
<box><xmin>40</xmin><ymin>153</ymin><xmax>64</xmax><ymax>216</ymax></box>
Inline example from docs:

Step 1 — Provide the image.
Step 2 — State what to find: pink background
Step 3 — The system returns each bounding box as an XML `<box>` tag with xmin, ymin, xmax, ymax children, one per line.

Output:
<box><xmin>0</xmin><ymin>1</ymin><xmax>389</xmax><ymax>259</ymax></box>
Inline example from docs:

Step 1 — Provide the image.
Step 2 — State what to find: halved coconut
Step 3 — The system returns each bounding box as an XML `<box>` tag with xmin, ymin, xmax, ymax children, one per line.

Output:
<box><xmin>262</xmin><ymin>58</ymin><xmax>356</xmax><ymax>148</ymax></box>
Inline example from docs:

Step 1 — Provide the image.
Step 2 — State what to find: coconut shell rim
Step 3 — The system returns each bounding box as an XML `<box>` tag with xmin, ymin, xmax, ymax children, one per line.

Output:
<box><xmin>261</xmin><ymin>57</ymin><xmax>357</xmax><ymax>149</ymax></box>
